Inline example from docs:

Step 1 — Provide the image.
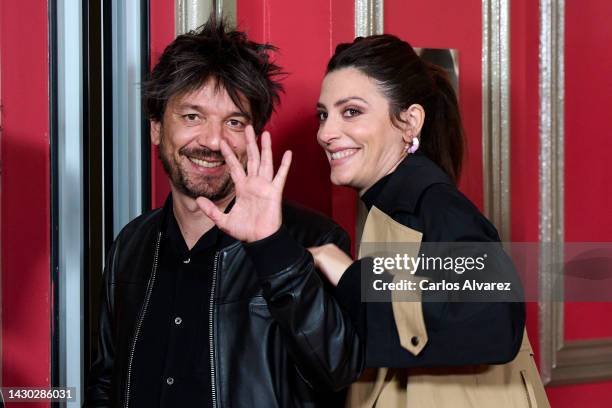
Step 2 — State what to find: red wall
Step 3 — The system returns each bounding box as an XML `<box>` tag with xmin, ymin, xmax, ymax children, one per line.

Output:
<box><xmin>0</xmin><ymin>1</ymin><xmax>51</xmax><ymax>407</ymax></box>
<box><xmin>237</xmin><ymin>0</ymin><xmax>357</xmax><ymax>243</ymax></box>
<box><xmin>563</xmin><ymin>0</ymin><xmax>612</xmax><ymax>342</ymax></box>
<box><xmin>385</xmin><ymin>0</ymin><xmax>484</xmax><ymax>210</ymax></box>
<box><xmin>150</xmin><ymin>0</ymin><xmax>176</xmax><ymax>208</ymax></box>
<box><xmin>509</xmin><ymin>0</ymin><xmax>542</xmax><ymax>403</ymax></box>
<box><xmin>512</xmin><ymin>1</ymin><xmax>612</xmax><ymax>406</ymax></box>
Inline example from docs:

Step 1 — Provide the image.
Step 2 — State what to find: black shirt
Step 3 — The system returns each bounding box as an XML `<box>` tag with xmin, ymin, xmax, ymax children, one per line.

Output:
<box><xmin>131</xmin><ymin>198</ymin><xmax>232</xmax><ymax>407</ymax></box>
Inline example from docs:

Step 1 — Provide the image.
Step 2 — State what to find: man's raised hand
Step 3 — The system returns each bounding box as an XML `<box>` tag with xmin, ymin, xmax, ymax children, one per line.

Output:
<box><xmin>195</xmin><ymin>125</ymin><xmax>292</xmax><ymax>243</ymax></box>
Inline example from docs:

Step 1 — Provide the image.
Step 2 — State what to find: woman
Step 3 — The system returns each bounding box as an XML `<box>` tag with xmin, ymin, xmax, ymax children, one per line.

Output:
<box><xmin>308</xmin><ymin>35</ymin><xmax>550</xmax><ymax>407</ymax></box>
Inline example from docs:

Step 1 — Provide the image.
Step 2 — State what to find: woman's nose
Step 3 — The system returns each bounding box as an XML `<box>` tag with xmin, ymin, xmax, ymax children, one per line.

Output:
<box><xmin>317</xmin><ymin>120</ymin><xmax>341</xmax><ymax>145</ymax></box>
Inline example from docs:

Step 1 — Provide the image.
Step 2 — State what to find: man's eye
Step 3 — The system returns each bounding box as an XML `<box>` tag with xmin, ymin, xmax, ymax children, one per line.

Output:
<box><xmin>227</xmin><ymin>119</ymin><xmax>245</xmax><ymax>129</ymax></box>
<box><xmin>343</xmin><ymin>108</ymin><xmax>361</xmax><ymax>118</ymax></box>
<box><xmin>317</xmin><ymin>111</ymin><xmax>327</xmax><ymax>122</ymax></box>
<box><xmin>183</xmin><ymin>114</ymin><xmax>199</xmax><ymax>122</ymax></box>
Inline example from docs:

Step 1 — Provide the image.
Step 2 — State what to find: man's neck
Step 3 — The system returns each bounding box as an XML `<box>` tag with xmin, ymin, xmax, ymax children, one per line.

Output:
<box><xmin>171</xmin><ymin>187</ymin><xmax>235</xmax><ymax>250</ymax></box>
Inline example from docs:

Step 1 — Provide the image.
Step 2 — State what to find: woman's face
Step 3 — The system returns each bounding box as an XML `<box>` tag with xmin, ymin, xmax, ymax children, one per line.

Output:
<box><xmin>317</xmin><ymin>67</ymin><xmax>407</xmax><ymax>193</ymax></box>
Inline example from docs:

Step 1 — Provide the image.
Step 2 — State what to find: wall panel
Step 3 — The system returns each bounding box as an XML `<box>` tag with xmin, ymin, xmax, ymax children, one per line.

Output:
<box><xmin>150</xmin><ymin>0</ymin><xmax>175</xmax><ymax>208</ymax></box>
<box><xmin>563</xmin><ymin>0</ymin><xmax>612</xmax><ymax>341</ymax></box>
<box><xmin>544</xmin><ymin>0</ymin><xmax>612</xmax><ymax>403</ymax></box>
<box><xmin>0</xmin><ymin>1</ymin><xmax>51</xmax><ymax>406</ymax></box>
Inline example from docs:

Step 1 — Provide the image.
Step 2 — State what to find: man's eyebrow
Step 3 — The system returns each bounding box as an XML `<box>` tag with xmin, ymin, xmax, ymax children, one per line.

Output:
<box><xmin>174</xmin><ymin>104</ymin><xmax>251</xmax><ymax>120</ymax></box>
<box><xmin>175</xmin><ymin>103</ymin><xmax>204</xmax><ymax>112</ymax></box>
<box><xmin>227</xmin><ymin>111</ymin><xmax>251</xmax><ymax>120</ymax></box>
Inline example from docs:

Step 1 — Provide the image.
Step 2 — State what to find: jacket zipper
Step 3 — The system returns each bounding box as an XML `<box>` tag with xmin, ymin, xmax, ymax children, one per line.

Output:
<box><xmin>209</xmin><ymin>251</ymin><xmax>220</xmax><ymax>408</ymax></box>
<box><xmin>124</xmin><ymin>231</ymin><xmax>162</xmax><ymax>408</ymax></box>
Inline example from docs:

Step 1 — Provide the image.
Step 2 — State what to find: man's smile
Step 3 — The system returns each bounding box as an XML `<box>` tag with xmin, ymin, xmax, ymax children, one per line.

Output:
<box><xmin>187</xmin><ymin>156</ymin><xmax>225</xmax><ymax>168</ymax></box>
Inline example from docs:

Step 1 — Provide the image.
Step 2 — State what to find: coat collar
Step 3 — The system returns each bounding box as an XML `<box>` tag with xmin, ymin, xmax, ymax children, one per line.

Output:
<box><xmin>361</xmin><ymin>151</ymin><xmax>453</xmax><ymax>215</ymax></box>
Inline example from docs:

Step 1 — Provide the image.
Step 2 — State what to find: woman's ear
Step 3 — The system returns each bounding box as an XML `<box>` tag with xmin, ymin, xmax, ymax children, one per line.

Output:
<box><xmin>399</xmin><ymin>104</ymin><xmax>425</xmax><ymax>143</ymax></box>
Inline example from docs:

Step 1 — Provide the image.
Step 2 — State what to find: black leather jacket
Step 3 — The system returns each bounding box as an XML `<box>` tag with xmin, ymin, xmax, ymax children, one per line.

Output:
<box><xmin>85</xmin><ymin>200</ymin><xmax>364</xmax><ymax>407</ymax></box>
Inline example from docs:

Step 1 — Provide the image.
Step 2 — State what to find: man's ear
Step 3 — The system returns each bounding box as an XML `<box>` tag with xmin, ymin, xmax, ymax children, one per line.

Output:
<box><xmin>151</xmin><ymin>120</ymin><xmax>162</xmax><ymax>146</ymax></box>
<box><xmin>399</xmin><ymin>104</ymin><xmax>425</xmax><ymax>143</ymax></box>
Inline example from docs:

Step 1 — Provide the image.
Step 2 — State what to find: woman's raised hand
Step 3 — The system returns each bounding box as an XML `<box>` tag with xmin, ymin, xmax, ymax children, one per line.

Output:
<box><xmin>196</xmin><ymin>125</ymin><xmax>292</xmax><ymax>243</ymax></box>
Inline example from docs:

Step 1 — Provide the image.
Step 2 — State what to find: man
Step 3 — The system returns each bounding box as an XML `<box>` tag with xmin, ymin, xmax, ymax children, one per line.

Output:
<box><xmin>85</xmin><ymin>18</ymin><xmax>363</xmax><ymax>407</ymax></box>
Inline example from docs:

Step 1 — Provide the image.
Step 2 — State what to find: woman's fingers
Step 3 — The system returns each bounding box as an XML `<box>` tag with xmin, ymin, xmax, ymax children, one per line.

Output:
<box><xmin>273</xmin><ymin>150</ymin><xmax>292</xmax><ymax>189</ymax></box>
<box><xmin>260</xmin><ymin>131</ymin><xmax>274</xmax><ymax>181</ymax></box>
<box><xmin>196</xmin><ymin>196</ymin><xmax>228</xmax><ymax>228</ymax></box>
<box><xmin>245</xmin><ymin>125</ymin><xmax>260</xmax><ymax>176</ymax></box>
<box><xmin>306</xmin><ymin>248</ymin><xmax>319</xmax><ymax>268</ymax></box>
<box><xmin>220</xmin><ymin>140</ymin><xmax>246</xmax><ymax>184</ymax></box>
<box><xmin>309</xmin><ymin>244</ymin><xmax>352</xmax><ymax>287</ymax></box>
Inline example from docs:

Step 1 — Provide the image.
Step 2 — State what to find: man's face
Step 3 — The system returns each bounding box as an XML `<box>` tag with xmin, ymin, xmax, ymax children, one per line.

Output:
<box><xmin>151</xmin><ymin>79</ymin><xmax>251</xmax><ymax>202</ymax></box>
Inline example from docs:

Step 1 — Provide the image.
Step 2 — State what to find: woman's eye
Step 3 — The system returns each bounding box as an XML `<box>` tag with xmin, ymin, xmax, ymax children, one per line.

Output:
<box><xmin>343</xmin><ymin>108</ymin><xmax>361</xmax><ymax>118</ymax></box>
<box><xmin>317</xmin><ymin>111</ymin><xmax>327</xmax><ymax>122</ymax></box>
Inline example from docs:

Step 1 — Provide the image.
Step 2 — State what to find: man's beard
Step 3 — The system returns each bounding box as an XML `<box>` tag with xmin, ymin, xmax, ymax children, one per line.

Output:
<box><xmin>158</xmin><ymin>138</ymin><xmax>235</xmax><ymax>201</ymax></box>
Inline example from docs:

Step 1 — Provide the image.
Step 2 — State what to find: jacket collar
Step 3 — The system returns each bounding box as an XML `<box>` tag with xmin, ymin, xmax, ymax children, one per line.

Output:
<box><xmin>158</xmin><ymin>193</ymin><xmax>174</xmax><ymax>233</ymax></box>
<box><xmin>361</xmin><ymin>151</ymin><xmax>453</xmax><ymax>214</ymax></box>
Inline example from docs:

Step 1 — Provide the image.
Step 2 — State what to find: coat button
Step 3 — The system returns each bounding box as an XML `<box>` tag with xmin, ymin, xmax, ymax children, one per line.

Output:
<box><xmin>174</xmin><ymin>317</ymin><xmax>182</xmax><ymax>325</ymax></box>
<box><xmin>183</xmin><ymin>257</ymin><xmax>191</xmax><ymax>264</ymax></box>
<box><xmin>411</xmin><ymin>336</ymin><xmax>419</xmax><ymax>346</ymax></box>
<box><xmin>166</xmin><ymin>377</ymin><xmax>174</xmax><ymax>385</ymax></box>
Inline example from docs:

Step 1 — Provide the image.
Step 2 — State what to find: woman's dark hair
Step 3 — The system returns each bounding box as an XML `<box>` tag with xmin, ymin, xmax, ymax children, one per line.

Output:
<box><xmin>327</xmin><ymin>35</ymin><xmax>464</xmax><ymax>184</ymax></box>
<box><xmin>144</xmin><ymin>16</ymin><xmax>284</xmax><ymax>134</ymax></box>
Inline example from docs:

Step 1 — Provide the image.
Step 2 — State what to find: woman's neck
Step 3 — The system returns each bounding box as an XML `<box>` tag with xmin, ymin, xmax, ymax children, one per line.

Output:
<box><xmin>359</xmin><ymin>151</ymin><xmax>408</xmax><ymax>196</ymax></box>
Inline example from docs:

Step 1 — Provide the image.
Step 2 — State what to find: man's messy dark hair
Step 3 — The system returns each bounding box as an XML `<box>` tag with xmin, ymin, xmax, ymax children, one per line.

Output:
<box><xmin>144</xmin><ymin>16</ymin><xmax>284</xmax><ymax>133</ymax></box>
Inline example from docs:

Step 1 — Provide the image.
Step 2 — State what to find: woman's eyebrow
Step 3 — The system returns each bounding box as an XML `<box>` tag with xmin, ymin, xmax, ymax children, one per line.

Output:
<box><xmin>334</xmin><ymin>96</ymin><xmax>369</xmax><ymax>107</ymax></box>
<box><xmin>316</xmin><ymin>96</ymin><xmax>369</xmax><ymax>110</ymax></box>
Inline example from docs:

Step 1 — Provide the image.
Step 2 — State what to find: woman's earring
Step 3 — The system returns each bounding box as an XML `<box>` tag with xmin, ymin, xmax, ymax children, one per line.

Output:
<box><xmin>407</xmin><ymin>137</ymin><xmax>420</xmax><ymax>154</ymax></box>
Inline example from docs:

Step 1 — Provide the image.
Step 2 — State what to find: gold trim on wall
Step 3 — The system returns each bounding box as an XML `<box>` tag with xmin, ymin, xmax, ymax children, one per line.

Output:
<box><xmin>216</xmin><ymin>0</ymin><xmax>236</xmax><ymax>27</ymax></box>
<box><xmin>482</xmin><ymin>0</ymin><xmax>511</xmax><ymax>242</ymax></box>
<box><xmin>175</xmin><ymin>0</ymin><xmax>236</xmax><ymax>36</ymax></box>
<box><xmin>538</xmin><ymin>0</ymin><xmax>565</xmax><ymax>385</ymax></box>
<box><xmin>355</xmin><ymin>0</ymin><xmax>384</xmax><ymax>37</ymax></box>
<box><xmin>354</xmin><ymin>0</ymin><xmax>384</xmax><ymax>242</ymax></box>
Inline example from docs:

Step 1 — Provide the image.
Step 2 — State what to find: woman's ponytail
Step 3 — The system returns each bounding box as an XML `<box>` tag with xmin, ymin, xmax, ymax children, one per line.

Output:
<box><xmin>420</xmin><ymin>63</ymin><xmax>464</xmax><ymax>184</ymax></box>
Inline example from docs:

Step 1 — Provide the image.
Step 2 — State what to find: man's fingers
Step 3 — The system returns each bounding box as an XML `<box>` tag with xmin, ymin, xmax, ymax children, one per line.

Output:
<box><xmin>260</xmin><ymin>131</ymin><xmax>274</xmax><ymax>181</ymax></box>
<box><xmin>245</xmin><ymin>125</ymin><xmax>260</xmax><ymax>176</ymax></box>
<box><xmin>272</xmin><ymin>150</ymin><xmax>292</xmax><ymax>189</ymax></box>
<box><xmin>195</xmin><ymin>197</ymin><xmax>228</xmax><ymax>228</ymax></box>
<box><xmin>220</xmin><ymin>140</ymin><xmax>246</xmax><ymax>184</ymax></box>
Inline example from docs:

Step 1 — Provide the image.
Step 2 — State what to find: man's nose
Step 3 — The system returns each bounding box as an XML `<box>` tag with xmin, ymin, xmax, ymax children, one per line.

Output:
<box><xmin>196</xmin><ymin>120</ymin><xmax>223</xmax><ymax>151</ymax></box>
